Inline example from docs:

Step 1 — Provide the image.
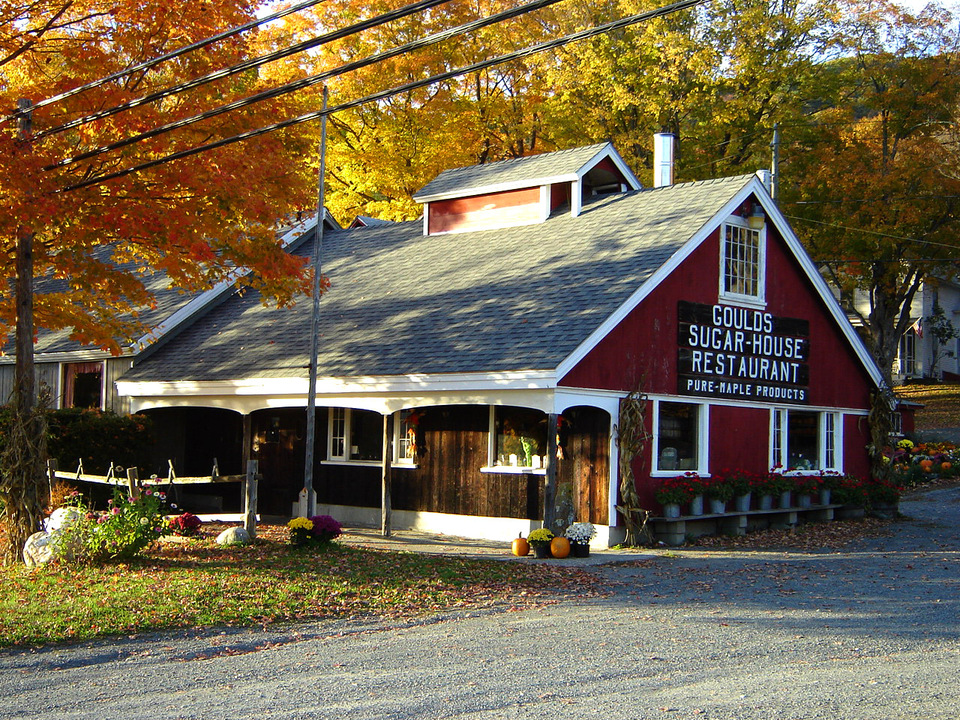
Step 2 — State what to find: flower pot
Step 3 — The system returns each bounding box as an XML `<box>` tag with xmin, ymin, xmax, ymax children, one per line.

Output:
<box><xmin>689</xmin><ymin>495</ymin><xmax>704</xmax><ymax>516</ymax></box>
<box><xmin>759</xmin><ymin>494</ymin><xmax>774</xmax><ymax>510</ymax></box>
<box><xmin>532</xmin><ymin>543</ymin><xmax>551</xmax><ymax>559</ymax></box>
<box><xmin>778</xmin><ymin>491</ymin><xmax>792</xmax><ymax>509</ymax></box>
<box><xmin>571</xmin><ymin>542</ymin><xmax>590</xmax><ymax>558</ymax></box>
<box><xmin>818</xmin><ymin>488</ymin><xmax>832</xmax><ymax>505</ymax></box>
<box><xmin>798</xmin><ymin>494</ymin><xmax>812</xmax><ymax>509</ymax></box>
<box><xmin>709</xmin><ymin>498</ymin><xmax>726</xmax><ymax>514</ymax></box>
<box><xmin>663</xmin><ymin>503</ymin><xmax>681</xmax><ymax>519</ymax></box>
<box><xmin>734</xmin><ymin>493</ymin><xmax>752</xmax><ymax>512</ymax></box>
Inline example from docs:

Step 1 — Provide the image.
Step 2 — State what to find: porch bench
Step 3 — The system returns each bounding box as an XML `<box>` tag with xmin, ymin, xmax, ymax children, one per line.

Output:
<box><xmin>650</xmin><ymin>504</ymin><xmax>844</xmax><ymax>546</ymax></box>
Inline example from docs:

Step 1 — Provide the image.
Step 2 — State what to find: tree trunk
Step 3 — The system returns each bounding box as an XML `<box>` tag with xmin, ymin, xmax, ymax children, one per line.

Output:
<box><xmin>0</xmin><ymin>227</ymin><xmax>48</xmax><ymax>565</ymax></box>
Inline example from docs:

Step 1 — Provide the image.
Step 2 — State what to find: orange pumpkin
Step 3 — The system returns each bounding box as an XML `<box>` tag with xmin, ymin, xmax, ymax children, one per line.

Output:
<box><xmin>942</xmin><ymin>462</ymin><xmax>952</xmax><ymax>471</ymax></box>
<box><xmin>920</xmin><ymin>459</ymin><xmax>934</xmax><ymax>472</ymax></box>
<box><xmin>550</xmin><ymin>536</ymin><xmax>571</xmax><ymax>559</ymax></box>
<box><xmin>511</xmin><ymin>533</ymin><xmax>530</xmax><ymax>557</ymax></box>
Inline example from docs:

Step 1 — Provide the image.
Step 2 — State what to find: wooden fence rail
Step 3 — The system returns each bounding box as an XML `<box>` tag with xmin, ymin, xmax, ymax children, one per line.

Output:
<box><xmin>47</xmin><ymin>458</ymin><xmax>261</xmax><ymax>537</ymax></box>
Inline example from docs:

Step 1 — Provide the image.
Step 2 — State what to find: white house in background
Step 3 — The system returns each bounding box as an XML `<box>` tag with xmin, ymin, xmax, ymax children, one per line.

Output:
<box><xmin>833</xmin><ymin>275</ymin><xmax>960</xmax><ymax>385</ymax></box>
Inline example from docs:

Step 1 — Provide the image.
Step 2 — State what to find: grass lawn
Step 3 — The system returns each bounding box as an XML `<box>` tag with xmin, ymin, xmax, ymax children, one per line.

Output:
<box><xmin>0</xmin><ymin>524</ymin><xmax>597</xmax><ymax>649</ymax></box>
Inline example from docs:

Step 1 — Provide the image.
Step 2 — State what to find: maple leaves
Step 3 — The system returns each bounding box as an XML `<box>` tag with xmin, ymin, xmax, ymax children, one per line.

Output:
<box><xmin>782</xmin><ymin>0</ymin><xmax>960</xmax><ymax>382</ymax></box>
<box><xmin>0</xmin><ymin>0</ymin><xmax>318</xmax><ymax>352</ymax></box>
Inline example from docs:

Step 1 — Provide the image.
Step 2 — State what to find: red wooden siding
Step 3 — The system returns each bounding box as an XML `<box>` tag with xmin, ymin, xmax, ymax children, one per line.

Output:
<box><xmin>843</xmin><ymin>413</ymin><xmax>872</xmax><ymax>479</ymax></box>
<box><xmin>427</xmin><ymin>187</ymin><xmax>542</xmax><ymax>234</ymax></box>
<box><xmin>560</xmin><ymin>214</ymin><xmax>875</xmax><ymax>408</ymax></box>
<box><xmin>559</xmin><ymin>199</ymin><xmax>880</xmax><ymax>505</ymax></box>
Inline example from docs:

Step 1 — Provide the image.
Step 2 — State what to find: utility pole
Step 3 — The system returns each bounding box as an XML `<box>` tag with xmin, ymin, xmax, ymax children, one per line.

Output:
<box><xmin>770</xmin><ymin>122</ymin><xmax>780</xmax><ymax>204</ymax></box>
<box><xmin>301</xmin><ymin>87</ymin><xmax>328</xmax><ymax>519</ymax></box>
<box><xmin>14</xmin><ymin>100</ymin><xmax>35</xmax><ymax>419</ymax></box>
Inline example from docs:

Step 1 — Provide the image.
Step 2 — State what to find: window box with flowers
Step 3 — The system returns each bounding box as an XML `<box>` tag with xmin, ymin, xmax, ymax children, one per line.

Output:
<box><xmin>817</xmin><ymin>471</ymin><xmax>843</xmax><ymax>505</ymax></box>
<box><xmin>754</xmin><ymin>470</ymin><xmax>794</xmax><ymax>509</ymax></box>
<box><xmin>715</xmin><ymin>469</ymin><xmax>753</xmax><ymax>512</ymax></box>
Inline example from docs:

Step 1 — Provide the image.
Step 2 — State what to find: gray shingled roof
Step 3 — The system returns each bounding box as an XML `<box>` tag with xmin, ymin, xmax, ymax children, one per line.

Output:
<box><xmin>122</xmin><ymin>175</ymin><xmax>754</xmax><ymax>383</ymax></box>
<box><xmin>413</xmin><ymin>143</ymin><xmax>613</xmax><ymax>201</ymax></box>
<box><xmin>7</xmin><ymin>260</ymin><xmax>203</xmax><ymax>357</ymax></box>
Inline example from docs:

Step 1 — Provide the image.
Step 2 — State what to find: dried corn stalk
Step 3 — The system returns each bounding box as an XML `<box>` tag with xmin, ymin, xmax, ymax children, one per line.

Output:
<box><xmin>0</xmin><ymin>388</ymin><xmax>49</xmax><ymax>565</ymax></box>
<box><xmin>614</xmin><ymin>385</ymin><xmax>653</xmax><ymax>546</ymax></box>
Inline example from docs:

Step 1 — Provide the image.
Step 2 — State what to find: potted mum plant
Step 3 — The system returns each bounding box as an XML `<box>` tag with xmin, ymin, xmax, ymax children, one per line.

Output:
<box><xmin>564</xmin><ymin>522</ymin><xmax>596</xmax><ymax>557</ymax></box>
<box><xmin>527</xmin><ymin>528</ymin><xmax>555</xmax><ymax>558</ymax></box>
<box><xmin>166</xmin><ymin>511</ymin><xmax>202</xmax><ymax>537</ymax></box>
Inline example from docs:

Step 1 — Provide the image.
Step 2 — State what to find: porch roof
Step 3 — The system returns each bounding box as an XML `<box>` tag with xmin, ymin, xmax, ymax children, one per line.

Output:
<box><xmin>122</xmin><ymin>174</ymin><xmax>755</xmax><ymax>384</ymax></box>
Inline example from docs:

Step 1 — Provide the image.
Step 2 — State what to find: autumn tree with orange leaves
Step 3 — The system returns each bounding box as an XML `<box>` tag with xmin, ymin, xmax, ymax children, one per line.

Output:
<box><xmin>782</xmin><ymin>0</ymin><xmax>960</xmax><ymax>386</ymax></box>
<box><xmin>0</xmin><ymin>0</ymin><xmax>320</xmax><ymax>561</ymax></box>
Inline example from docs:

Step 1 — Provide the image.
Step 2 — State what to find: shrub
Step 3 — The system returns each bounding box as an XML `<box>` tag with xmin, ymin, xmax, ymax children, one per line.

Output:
<box><xmin>0</xmin><ymin>407</ymin><xmax>154</xmax><ymax>476</ymax></box>
<box><xmin>52</xmin><ymin>488</ymin><xmax>168</xmax><ymax>563</ymax></box>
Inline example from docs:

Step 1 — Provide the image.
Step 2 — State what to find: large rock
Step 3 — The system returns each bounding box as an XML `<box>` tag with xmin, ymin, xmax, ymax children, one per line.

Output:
<box><xmin>23</xmin><ymin>531</ymin><xmax>57</xmax><ymax>568</ymax></box>
<box><xmin>215</xmin><ymin>527</ymin><xmax>251</xmax><ymax>545</ymax></box>
<box><xmin>45</xmin><ymin>506</ymin><xmax>83</xmax><ymax>532</ymax></box>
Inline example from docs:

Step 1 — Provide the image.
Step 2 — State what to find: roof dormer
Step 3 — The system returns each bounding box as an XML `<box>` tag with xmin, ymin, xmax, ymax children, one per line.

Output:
<box><xmin>412</xmin><ymin>142</ymin><xmax>641</xmax><ymax>236</ymax></box>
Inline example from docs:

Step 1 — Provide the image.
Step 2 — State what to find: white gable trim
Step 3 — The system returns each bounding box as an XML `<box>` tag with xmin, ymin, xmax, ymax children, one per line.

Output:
<box><xmin>555</xmin><ymin>177</ymin><xmax>886</xmax><ymax>390</ymax></box>
<box><xmin>577</xmin><ymin>144</ymin><xmax>642</xmax><ymax>192</ymax></box>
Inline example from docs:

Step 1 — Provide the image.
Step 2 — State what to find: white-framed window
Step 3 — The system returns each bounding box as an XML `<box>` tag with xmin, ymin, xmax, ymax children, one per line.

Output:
<box><xmin>890</xmin><ymin>411</ymin><xmax>903</xmax><ymax>437</ymax></box>
<box><xmin>770</xmin><ymin>409</ymin><xmax>843</xmax><ymax>472</ymax></box>
<box><xmin>719</xmin><ymin>219</ymin><xmax>765</xmax><ymax>304</ymax></box>
<box><xmin>483</xmin><ymin>406</ymin><xmax>547</xmax><ymax>474</ymax></box>
<box><xmin>898</xmin><ymin>329</ymin><xmax>918</xmax><ymax>376</ymax></box>
<box><xmin>652</xmin><ymin>399</ymin><xmax>708</xmax><ymax>475</ymax></box>
<box><xmin>62</xmin><ymin>361</ymin><xmax>104</xmax><ymax>409</ymax></box>
<box><xmin>394</xmin><ymin>409</ymin><xmax>421</xmax><ymax>465</ymax></box>
<box><xmin>326</xmin><ymin>407</ymin><xmax>382</xmax><ymax>464</ymax></box>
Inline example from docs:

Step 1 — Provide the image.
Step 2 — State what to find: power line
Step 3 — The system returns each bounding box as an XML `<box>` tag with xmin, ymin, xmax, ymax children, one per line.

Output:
<box><xmin>34</xmin><ymin>0</ymin><xmax>454</xmax><ymax>141</ymax></box>
<box><xmin>786</xmin><ymin>195</ymin><xmax>960</xmax><ymax>205</ymax></box>
<box><xmin>4</xmin><ymin>0</ymin><xmax>328</xmax><ymax>122</ymax></box>
<box><xmin>60</xmin><ymin>0</ymin><xmax>706</xmax><ymax>193</ymax></box>
<box><xmin>783</xmin><ymin>214</ymin><xmax>960</xmax><ymax>252</ymax></box>
<box><xmin>47</xmin><ymin>0</ymin><xmax>568</xmax><ymax>171</ymax></box>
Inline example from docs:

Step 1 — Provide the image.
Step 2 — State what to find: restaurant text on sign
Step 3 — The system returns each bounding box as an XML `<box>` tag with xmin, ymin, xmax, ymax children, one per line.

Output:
<box><xmin>677</xmin><ymin>301</ymin><xmax>810</xmax><ymax>404</ymax></box>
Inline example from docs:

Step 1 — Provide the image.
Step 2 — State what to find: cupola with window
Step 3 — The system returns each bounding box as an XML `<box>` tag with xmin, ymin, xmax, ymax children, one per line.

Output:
<box><xmin>412</xmin><ymin>142</ymin><xmax>641</xmax><ymax>236</ymax></box>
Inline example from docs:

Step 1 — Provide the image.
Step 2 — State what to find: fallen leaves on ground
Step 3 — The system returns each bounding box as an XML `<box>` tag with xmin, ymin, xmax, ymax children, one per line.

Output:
<box><xmin>692</xmin><ymin>516</ymin><xmax>895</xmax><ymax>551</ymax></box>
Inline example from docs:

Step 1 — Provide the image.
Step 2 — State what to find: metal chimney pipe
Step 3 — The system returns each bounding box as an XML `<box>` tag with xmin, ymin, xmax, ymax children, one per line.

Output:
<box><xmin>653</xmin><ymin>133</ymin><xmax>675</xmax><ymax>188</ymax></box>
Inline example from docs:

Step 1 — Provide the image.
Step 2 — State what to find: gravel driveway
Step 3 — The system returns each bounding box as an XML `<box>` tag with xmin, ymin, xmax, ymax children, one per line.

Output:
<box><xmin>3</xmin><ymin>485</ymin><xmax>958</xmax><ymax>720</ymax></box>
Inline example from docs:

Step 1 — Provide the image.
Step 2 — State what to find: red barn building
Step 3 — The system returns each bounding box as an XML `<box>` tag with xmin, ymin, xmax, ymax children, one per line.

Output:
<box><xmin>118</xmin><ymin>142</ymin><xmax>891</xmax><ymax>546</ymax></box>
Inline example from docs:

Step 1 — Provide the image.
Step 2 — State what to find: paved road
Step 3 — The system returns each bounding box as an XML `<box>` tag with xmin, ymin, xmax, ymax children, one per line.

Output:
<box><xmin>3</xmin><ymin>486</ymin><xmax>958</xmax><ymax>719</ymax></box>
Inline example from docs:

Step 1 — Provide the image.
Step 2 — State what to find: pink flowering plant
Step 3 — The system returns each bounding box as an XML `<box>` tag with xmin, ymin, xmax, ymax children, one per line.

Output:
<box><xmin>53</xmin><ymin>488</ymin><xmax>168</xmax><ymax>563</ymax></box>
<box><xmin>309</xmin><ymin>515</ymin><xmax>343</xmax><ymax>545</ymax></box>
